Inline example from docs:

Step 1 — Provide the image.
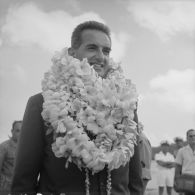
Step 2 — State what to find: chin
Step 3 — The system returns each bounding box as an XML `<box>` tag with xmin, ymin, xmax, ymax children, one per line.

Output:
<box><xmin>98</xmin><ymin>73</ymin><xmax>105</xmax><ymax>78</ymax></box>
<box><xmin>96</xmin><ymin>71</ymin><xmax>103</xmax><ymax>77</ymax></box>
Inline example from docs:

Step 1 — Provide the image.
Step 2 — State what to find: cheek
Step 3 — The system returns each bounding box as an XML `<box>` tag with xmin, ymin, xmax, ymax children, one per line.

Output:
<box><xmin>104</xmin><ymin>57</ymin><xmax>109</xmax><ymax>64</ymax></box>
<box><xmin>76</xmin><ymin>50</ymin><xmax>94</xmax><ymax>60</ymax></box>
<box><xmin>84</xmin><ymin>53</ymin><xmax>96</xmax><ymax>61</ymax></box>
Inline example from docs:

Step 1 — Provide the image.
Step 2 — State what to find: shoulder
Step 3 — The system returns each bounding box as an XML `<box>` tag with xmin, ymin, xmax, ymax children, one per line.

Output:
<box><xmin>139</xmin><ymin>133</ymin><xmax>152</xmax><ymax>153</ymax></box>
<box><xmin>175</xmin><ymin>147</ymin><xmax>186</xmax><ymax>163</ymax></box>
<box><xmin>178</xmin><ymin>146</ymin><xmax>187</xmax><ymax>153</ymax></box>
<box><xmin>0</xmin><ymin>140</ymin><xmax>10</xmax><ymax>151</ymax></box>
<box><xmin>28</xmin><ymin>93</ymin><xmax>43</xmax><ymax>104</ymax></box>
<box><xmin>27</xmin><ymin>93</ymin><xmax>43</xmax><ymax>110</ymax></box>
<box><xmin>176</xmin><ymin>146</ymin><xmax>187</xmax><ymax>158</ymax></box>
<box><xmin>139</xmin><ymin>133</ymin><xmax>151</xmax><ymax>145</ymax></box>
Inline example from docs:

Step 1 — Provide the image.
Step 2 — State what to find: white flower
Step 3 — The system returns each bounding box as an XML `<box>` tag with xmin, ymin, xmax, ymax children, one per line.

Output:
<box><xmin>42</xmin><ymin>47</ymin><xmax>138</xmax><ymax>173</ymax></box>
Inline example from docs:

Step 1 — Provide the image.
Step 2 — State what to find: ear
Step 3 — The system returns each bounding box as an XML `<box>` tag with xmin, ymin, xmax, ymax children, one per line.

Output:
<box><xmin>68</xmin><ymin>47</ymin><xmax>75</xmax><ymax>57</ymax></box>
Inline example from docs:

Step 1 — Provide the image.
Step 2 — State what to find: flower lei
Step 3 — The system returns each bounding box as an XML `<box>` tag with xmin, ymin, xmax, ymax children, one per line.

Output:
<box><xmin>41</xmin><ymin>48</ymin><xmax>138</xmax><ymax>194</ymax></box>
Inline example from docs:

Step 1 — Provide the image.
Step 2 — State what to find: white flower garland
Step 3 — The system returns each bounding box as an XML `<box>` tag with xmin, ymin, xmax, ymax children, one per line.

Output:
<box><xmin>41</xmin><ymin>48</ymin><xmax>138</xmax><ymax>194</ymax></box>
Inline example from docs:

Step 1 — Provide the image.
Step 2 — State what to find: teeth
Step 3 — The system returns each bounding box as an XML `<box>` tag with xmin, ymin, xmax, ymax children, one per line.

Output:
<box><xmin>93</xmin><ymin>67</ymin><xmax>102</xmax><ymax>71</ymax></box>
<box><xmin>93</xmin><ymin>64</ymin><xmax>103</xmax><ymax>68</ymax></box>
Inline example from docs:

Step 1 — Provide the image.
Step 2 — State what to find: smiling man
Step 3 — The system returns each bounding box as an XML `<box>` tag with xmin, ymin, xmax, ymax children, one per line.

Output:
<box><xmin>11</xmin><ymin>21</ymin><xmax>143</xmax><ymax>195</ymax></box>
<box><xmin>68</xmin><ymin>22</ymin><xmax>111</xmax><ymax>78</ymax></box>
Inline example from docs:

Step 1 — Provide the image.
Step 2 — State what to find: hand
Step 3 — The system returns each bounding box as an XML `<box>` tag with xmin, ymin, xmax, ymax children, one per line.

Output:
<box><xmin>166</xmin><ymin>162</ymin><xmax>175</xmax><ymax>168</ymax></box>
<box><xmin>173</xmin><ymin>177</ymin><xmax>179</xmax><ymax>192</ymax></box>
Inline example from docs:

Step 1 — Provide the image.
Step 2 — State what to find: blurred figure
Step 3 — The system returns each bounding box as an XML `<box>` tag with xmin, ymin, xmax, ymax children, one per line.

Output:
<box><xmin>173</xmin><ymin>137</ymin><xmax>184</xmax><ymax>158</ymax></box>
<box><xmin>173</xmin><ymin>137</ymin><xmax>185</xmax><ymax>195</ymax></box>
<box><xmin>174</xmin><ymin>129</ymin><xmax>195</xmax><ymax>195</ymax></box>
<box><xmin>138</xmin><ymin>122</ymin><xmax>152</xmax><ymax>193</ymax></box>
<box><xmin>0</xmin><ymin>120</ymin><xmax>22</xmax><ymax>194</ymax></box>
<box><xmin>155</xmin><ymin>141</ymin><xmax>175</xmax><ymax>195</ymax></box>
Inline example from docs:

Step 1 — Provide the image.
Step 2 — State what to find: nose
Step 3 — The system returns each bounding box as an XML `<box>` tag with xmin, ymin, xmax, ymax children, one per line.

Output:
<box><xmin>96</xmin><ymin>49</ymin><xmax>105</xmax><ymax>62</ymax></box>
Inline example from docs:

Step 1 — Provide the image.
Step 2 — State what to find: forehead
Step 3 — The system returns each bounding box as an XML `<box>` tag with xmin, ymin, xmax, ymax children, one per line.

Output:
<box><xmin>13</xmin><ymin>122</ymin><xmax>22</xmax><ymax>130</ymax></box>
<box><xmin>80</xmin><ymin>29</ymin><xmax>111</xmax><ymax>48</ymax></box>
<box><xmin>188</xmin><ymin>130</ymin><xmax>195</xmax><ymax>136</ymax></box>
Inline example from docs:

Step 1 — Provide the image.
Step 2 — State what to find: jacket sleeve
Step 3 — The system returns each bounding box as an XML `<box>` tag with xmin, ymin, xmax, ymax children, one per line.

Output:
<box><xmin>0</xmin><ymin>142</ymin><xmax>6</xmax><ymax>176</ymax></box>
<box><xmin>128</xmin><ymin>109</ymin><xmax>144</xmax><ymax>195</ymax></box>
<box><xmin>11</xmin><ymin>94</ymin><xmax>45</xmax><ymax>195</ymax></box>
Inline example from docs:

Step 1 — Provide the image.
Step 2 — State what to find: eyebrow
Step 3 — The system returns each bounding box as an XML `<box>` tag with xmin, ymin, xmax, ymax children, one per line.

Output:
<box><xmin>103</xmin><ymin>47</ymin><xmax>111</xmax><ymax>52</ymax></box>
<box><xmin>86</xmin><ymin>44</ymin><xmax>111</xmax><ymax>50</ymax></box>
<box><xmin>86</xmin><ymin>44</ymin><xmax>97</xmax><ymax>47</ymax></box>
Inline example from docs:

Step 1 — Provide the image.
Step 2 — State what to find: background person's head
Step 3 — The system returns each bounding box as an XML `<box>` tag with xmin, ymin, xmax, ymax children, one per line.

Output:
<box><xmin>11</xmin><ymin>120</ymin><xmax>22</xmax><ymax>142</ymax></box>
<box><xmin>69</xmin><ymin>21</ymin><xmax>111</xmax><ymax>78</ymax></box>
<box><xmin>160</xmin><ymin>140</ymin><xmax>170</xmax><ymax>154</ymax></box>
<box><xmin>186</xmin><ymin>129</ymin><xmax>195</xmax><ymax>146</ymax></box>
<box><xmin>174</xmin><ymin>137</ymin><xmax>184</xmax><ymax>148</ymax></box>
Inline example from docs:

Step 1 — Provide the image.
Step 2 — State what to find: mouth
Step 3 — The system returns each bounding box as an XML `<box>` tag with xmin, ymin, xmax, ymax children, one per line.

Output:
<box><xmin>90</xmin><ymin>63</ymin><xmax>104</xmax><ymax>67</ymax></box>
<box><xmin>91</xmin><ymin>64</ymin><xmax>104</xmax><ymax>72</ymax></box>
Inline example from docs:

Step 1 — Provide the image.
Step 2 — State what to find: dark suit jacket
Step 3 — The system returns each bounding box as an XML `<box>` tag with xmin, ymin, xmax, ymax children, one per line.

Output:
<box><xmin>11</xmin><ymin>93</ymin><xmax>143</xmax><ymax>195</ymax></box>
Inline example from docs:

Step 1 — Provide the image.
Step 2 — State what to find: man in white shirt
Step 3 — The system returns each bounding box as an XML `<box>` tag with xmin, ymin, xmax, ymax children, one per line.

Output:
<box><xmin>174</xmin><ymin>129</ymin><xmax>195</xmax><ymax>195</ymax></box>
<box><xmin>155</xmin><ymin>141</ymin><xmax>175</xmax><ymax>195</ymax></box>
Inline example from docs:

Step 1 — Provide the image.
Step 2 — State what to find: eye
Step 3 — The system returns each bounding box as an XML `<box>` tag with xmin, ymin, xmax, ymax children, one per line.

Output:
<box><xmin>87</xmin><ymin>45</ymin><xmax>97</xmax><ymax>51</ymax></box>
<box><xmin>103</xmin><ymin>48</ymin><xmax>111</xmax><ymax>56</ymax></box>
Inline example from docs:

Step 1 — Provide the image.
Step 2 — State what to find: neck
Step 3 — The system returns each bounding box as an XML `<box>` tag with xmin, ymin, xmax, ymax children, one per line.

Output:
<box><xmin>102</xmin><ymin>67</ymin><xmax>112</xmax><ymax>79</ymax></box>
<box><xmin>11</xmin><ymin>137</ymin><xmax>17</xmax><ymax>143</ymax></box>
<box><xmin>189</xmin><ymin>144</ymin><xmax>195</xmax><ymax>151</ymax></box>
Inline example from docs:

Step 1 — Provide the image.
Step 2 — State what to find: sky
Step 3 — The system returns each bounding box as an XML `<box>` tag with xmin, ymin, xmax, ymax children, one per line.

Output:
<box><xmin>0</xmin><ymin>0</ymin><xmax>194</xmax><ymax>146</ymax></box>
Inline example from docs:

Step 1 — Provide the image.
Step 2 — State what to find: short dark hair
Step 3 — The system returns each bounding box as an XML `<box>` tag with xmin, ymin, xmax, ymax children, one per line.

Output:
<box><xmin>174</xmin><ymin>137</ymin><xmax>183</xmax><ymax>143</ymax></box>
<box><xmin>71</xmin><ymin>21</ymin><xmax>111</xmax><ymax>49</ymax></box>
<box><xmin>186</xmin><ymin>129</ymin><xmax>195</xmax><ymax>137</ymax></box>
<box><xmin>12</xmin><ymin>120</ymin><xmax>22</xmax><ymax>132</ymax></box>
<box><xmin>160</xmin><ymin>140</ymin><xmax>170</xmax><ymax>146</ymax></box>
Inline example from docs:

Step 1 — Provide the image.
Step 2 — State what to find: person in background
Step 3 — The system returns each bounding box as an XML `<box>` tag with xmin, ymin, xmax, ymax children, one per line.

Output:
<box><xmin>173</xmin><ymin>137</ymin><xmax>184</xmax><ymax>158</ymax></box>
<box><xmin>11</xmin><ymin>21</ymin><xmax>144</xmax><ymax>195</ymax></box>
<box><xmin>174</xmin><ymin>129</ymin><xmax>195</xmax><ymax>195</ymax></box>
<box><xmin>138</xmin><ymin>122</ymin><xmax>152</xmax><ymax>193</ymax></box>
<box><xmin>0</xmin><ymin>120</ymin><xmax>22</xmax><ymax>194</ymax></box>
<box><xmin>155</xmin><ymin>141</ymin><xmax>175</xmax><ymax>195</ymax></box>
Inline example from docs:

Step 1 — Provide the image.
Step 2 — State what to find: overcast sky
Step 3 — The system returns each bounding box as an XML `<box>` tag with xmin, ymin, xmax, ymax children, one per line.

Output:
<box><xmin>0</xmin><ymin>0</ymin><xmax>194</xmax><ymax>146</ymax></box>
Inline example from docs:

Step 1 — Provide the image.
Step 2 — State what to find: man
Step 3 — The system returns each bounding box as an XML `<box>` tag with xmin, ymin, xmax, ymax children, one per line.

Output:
<box><xmin>0</xmin><ymin>120</ymin><xmax>22</xmax><ymax>194</ymax></box>
<box><xmin>155</xmin><ymin>141</ymin><xmax>175</xmax><ymax>195</ymax></box>
<box><xmin>174</xmin><ymin>129</ymin><xmax>195</xmax><ymax>195</ymax></box>
<box><xmin>138</xmin><ymin>122</ymin><xmax>152</xmax><ymax>192</ymax></box>
<box><xmin>173</xmin><ymin>137</ymin><xmax>184</xmax><ymax>158</ymax></box>
<box><xmin>11</xmin><ymin>21</ymin><xmax>143</xmax><ymax>195</ymax></box>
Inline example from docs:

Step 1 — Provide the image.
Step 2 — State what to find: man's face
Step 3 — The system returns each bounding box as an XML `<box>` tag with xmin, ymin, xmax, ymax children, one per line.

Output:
<box><xmin>71</xmin><ymin>29</ymin><xmax>111</xmax><ymax>78</ymax></box>
<box><xmin>12</xmin><ymin>122</ymin><xmax>22</xmax><ymax>142</ymax></box>
<box><xmin>176</xmin><ymin>140</ymin><xmax>183</xmax><ymax>148</ymax></box>
<box><xmin>187</xmin><ymin>130</ymin><xmax>195</xmax><ymax>145</ymax></box>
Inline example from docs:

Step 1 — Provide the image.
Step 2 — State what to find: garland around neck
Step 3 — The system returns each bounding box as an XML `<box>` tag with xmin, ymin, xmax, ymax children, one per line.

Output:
<box><xmin>41</xmin><ymin>48</ymin><xmax>138</xmax><ymax>174</ymax></box>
